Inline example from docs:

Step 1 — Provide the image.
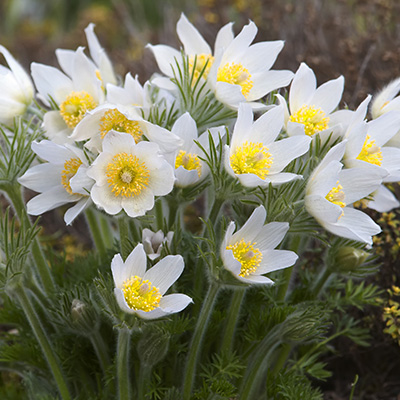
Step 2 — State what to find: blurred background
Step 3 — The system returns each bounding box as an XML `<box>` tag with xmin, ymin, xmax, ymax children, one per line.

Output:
<box><xmin>1</xmin><ymin>1</ymin><xmax>400</xmax><ymax>399</ymax></box>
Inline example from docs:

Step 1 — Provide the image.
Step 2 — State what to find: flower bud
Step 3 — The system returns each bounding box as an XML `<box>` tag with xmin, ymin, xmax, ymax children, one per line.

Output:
<box><xmin>334</xmin><ymin>246</ymin><xmax>369</xmax><ymax>272</ymax></box>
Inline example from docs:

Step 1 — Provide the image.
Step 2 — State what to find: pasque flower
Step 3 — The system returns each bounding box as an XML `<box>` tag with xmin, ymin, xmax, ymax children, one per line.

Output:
<box><xmin>305</xmin><ymin>141</ymin><xmax>382</xmax><ymax>244</ymax></box>
<box><xmin>142</xmin><ymin>228</ymin><xmax>174</xmax><ymax>260</ymax></box>
<box><xmin>112</xmin><ymin>244</ymin><xmax>192</xmax><ymax>319</ymax></box>
<box><xmin>87</xmin><ymin>131</ymin><xmax>175</xmax><ymax>217</ymax></box>
<box><xmin>224</xmin><ymin>103</ymin><xmax>311</xmax><ymax>187</ymax></box>
<box><xmin>18</xmin><ymin>140</ymin><xmax>93</xmax><ymax>225</ymax></box>
<box><xmin>0</xmin><ymin>45</ymin><xmax>34</xmax><ymax>124</ymax></box>
<box><xmin>221</xmin><ymin>206</ymin><xmax>297</xmax><ymax>284</ymax></box>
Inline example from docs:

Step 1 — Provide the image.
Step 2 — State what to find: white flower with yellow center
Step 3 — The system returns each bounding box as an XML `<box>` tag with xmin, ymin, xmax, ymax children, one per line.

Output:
<box><xmin>31</xmin><ymin>46</ymin><xmax>105</xmax><ymax>144</ymax></box>
<box><xmin>224</xmin><ymin>103</ymin><xmax>311</xmax><ymax>187</ymax></box>
<box><xmin>221</xmin><ymin>206</ymin><xmax>297</xmax><ymax>284</ymax></box>
<box><xmin>112</xmin><ymin>244</ymin><xmax>192</xmax><ymax>319</ymax></box>
<box><xmin>70</xmin><ymin>103</ymin><xmax>182</xmax><ymax>155</ymax></box>
<box><xmin>169</xmin><ymin>112</ymin><xmax>225</xmax><ymax>187</ymax></box>
<box><xmin>305</xmin><ymin>141</ymin><xmax>382</xmax><ymax>244</ymax></box>
<box><xmin>142</xmin><ymin>228</ymin><xmax>174</xmax><ymax>260</ymax></box>
<box><xmin>18</xmin><ymin>140</ymin><xmax>93</xmax><ymax>225</ymax></box>
<box><xmin>278</xmin><ymin>63</ymin><xmax>345</xmax><ymax>140</ymax></box>
<box><xmin>87</xmin><ymin>131</ymin><xmax>175</xmax><ymax>217</ymax></box>
<box><xmin>0</xmin><ymin>45</ymin><xmax>34</xmax><ymax>124</ymax></box>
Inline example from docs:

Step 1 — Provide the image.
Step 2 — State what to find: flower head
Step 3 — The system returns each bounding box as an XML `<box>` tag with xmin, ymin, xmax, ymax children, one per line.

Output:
<box><xmin>221</xmin><ymin>206</ymin><xmax>297</xmax><ymax>284</ymax></box>
<box><xmin>0</xmin><ymin>45</ymin><xmax>34</xmax><ymax>124</ymax></box>
<box><xmin>112</xmin><ymin>244</ymin><xmax>192</xmax><ymax>319</ymax></box>
<box><xmin>87</xmin><ymin>131</ymin><xmax>175</xmax><ymax>217</ymax></box>
<box><xmin>142</xmin><ymin>229</ymin><xmax>174</xmax><ymax>260</ymax></box>
<box><xmin>224</xmin><ymin>103</ymin><xmax>311</xmax><ymax>187</ymax></box>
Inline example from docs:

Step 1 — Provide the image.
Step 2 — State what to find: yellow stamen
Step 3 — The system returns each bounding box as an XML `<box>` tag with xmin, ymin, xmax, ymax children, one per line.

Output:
<box><xmin>106</xmin><ymin>152</ymin><xmax>150</xmax><ymax>197</ymax></box>
<box><xmin>61</xmin><ymin>157</ymin><xmax>82</xmax><ymax>195</ymax></box>
<box><xmin>289</xmin><ymin>105</ymin><xmax>330</xmax><ymax>136</ymax></box>
<box><xmin>59</xmin><ymin>91</ymin><xmax>98</xmax><ymax>129</ymax></box>
<box><xmin>356</xmin><ymin>134</ymin><xmax>383</xmax><ymax>166</ymax></box>
<box><xmin>326</xmin><ymin>181</ymin><xmax>346</xmax><ymax>211</ymax></box>
<box><xmin>189</xmin><ymin>53</ymin><xmax>214</xmax><ymax>81</ymax></box>
<box><xmin>175</xmin><ymin>150</ymin><xmax>202</xmax><ymax>177</ymax></box>
<box><xmin>122</xmin><ymin>276</ymin><xmax>161</xmax><ymax>311</ymax></box>
<box><xmin>217</xmin><ymin>62</ymin><xmax>253</xmax><ymax>97</ymax></box>
<box><xmin>227</xmin><ymin>239</ymin><xmax>262</xmax><ymax>277</ymax></box>
<box><xmin>230</xmin><ymin>141</ymin><xmax>273</xmax><ymax>179</ymax></box>
<box><xmin>100</xmin><ymin>109</ymin><xmax>143</xmax><ymax>143</ymax></box>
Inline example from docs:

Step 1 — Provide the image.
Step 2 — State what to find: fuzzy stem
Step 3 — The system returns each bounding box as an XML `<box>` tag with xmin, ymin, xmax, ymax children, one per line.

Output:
<box><xmin>137</xmin><ymin>364</ymin><xmax>151</xmax><ymax>400</ymax></box>
<box><xmin>155</xmin><ymin>198</ymin><xmax>164</xmax><ymax>231</ymax></box>
<box><xmin>207</xmin><ymin>195</ymin><xmax>224</xmax><ymax>226</ymax></box>
<box><xmin>167</xmin><ymin>196</ymin><xmax>179</xmax><ymax>230</ymax></box>
<box><xmin>116</xmin><ymin>327</ymin><xmax>131</xmax><ymax>400</ymax></box>
<box><xmin>14</xmin><ymin>285</ymin><xmax>71</xmax><ymax>400</ymax></box>
<box><xmin>269</xmin><ymin>343</ymin><xmax>291</xmax><ymax>377</ymax></box>
<box><xmin>220</xmin><ymin>288</ymin><xmax>246</xmax><ymax>354</ymax></box>
<box><xmin>90</xmin><ymin>330</ymin><xmax>111</xmax><ymax>375</ymax></box>
<box><xmin>118</xmin><ymin>217</ymin><xmax>131</xmax><ymax>260</ymax></box>
<box><xmin>6</xmin><ymin>184</ymin><xmax>55</xmax><ymax>293</ymax></box>
<box><xmin>85</xmin><ymin>208</ymin><xmax>107</xmax><ymax>259</ymax></box>
<box><xmin>182</xmin><ymin>281</ymin><xmax>220</xmax><ymax>399</ymax></box>
<box><xmin>312</xmin><ymin>265</ymin><xmax>332</xmax><ymax>297</ymax></box>
<box><xmin>99</xmin><ymin>214</ymin><xmax>114</xmax><ymax>249</ymax></box>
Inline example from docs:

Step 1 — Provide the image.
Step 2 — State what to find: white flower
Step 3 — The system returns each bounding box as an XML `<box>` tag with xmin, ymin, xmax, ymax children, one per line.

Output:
<box><xmin>0</xmin><ymin>45</ymin><xmax>34</xmax><ymax>124</ymax></box>
<box><xmin>365</xmin><ymin>185</ymin><xmax>399</xmax><ymax>213</ymax></box>
<box><xmin>221</xmin><ymin>206</ymin><xmax>297</xmax><ymax>284</ymax></box>
<box><xmin>148</xmin><ymin>14</ymin><xmax>293</xmax><ymax>110</ymax></box>
<box><xmin>278</xmin><ymin>62</ymin><xmax>345</xmax><ymax>139</ymax></box>
<box><xmin>31</xmin><ymin>47</ymin><xmax>105</xmax><ymax>144</ymax></box>
<box><xmin>87</xmin><ymin>131</ymin><xmax>175</xmax><ymax>217</ymax></box>
<box><xmin>18</xmin><ymin>140</ymin><xmax>93</xmax><ymax>225</ymax></box>
<box><xmin>169</xmin><ymin>112</ymin><xmax>224</xmax><ymax>187</ymax></box>
<box><xmin>142</xmin><ymin>229</ymin><xmax>174</xmax><ymax>260</ymax></box>
<box><xmin>224</xmin><ymin>103</ymin><xmax>311</xmax><ymax>187</ymax></box>
<box><xmin>305</xmin><ymin>141</ymin><xmax>382</xmax><ymax>244</ymax></box>
<box><xmin>112</xmin><ymin>243</ymin><xmax>192</xmax><ymax>319</ymax></box>
<box><xmin>70</xmin><ymin>103</ymin><xmax>182</xmax><ymax>155</ymax></box>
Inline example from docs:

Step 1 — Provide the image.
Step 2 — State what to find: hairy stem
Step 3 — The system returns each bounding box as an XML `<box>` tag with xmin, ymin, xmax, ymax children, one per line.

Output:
<box><xmin>85</xmin><ymin>208</ymin><xmax>107</xmax><ymax>259</ymax></box>
<box><xmin>116</xmin><ymin>327</ymin><xmax>131</xmax><ymax>400</ymax></box>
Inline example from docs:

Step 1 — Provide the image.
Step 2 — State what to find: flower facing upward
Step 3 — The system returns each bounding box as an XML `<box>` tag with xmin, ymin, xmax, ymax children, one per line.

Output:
<box><xmin>221</xmin><ymin>206</ymin><xmax>298</xmax><ymax>284</ymax></box>
<box><xmin>87</xmin><ymin>131</ymin><xmax>175</xmax><ymax>217</ymax></box>
<box><xmin>224</xmin><ymin>103</ymin><xmax>311</xmax><ymax>187</ymax></box>
<box><xmin>0</xmin><ymin>45</ymin><xmax>34</xmax><ymax>124</ymax></box>
<box><xmin>112</xmin><ymin>244</ymin><xmax>192</xmax><ymax>319</ymax></box>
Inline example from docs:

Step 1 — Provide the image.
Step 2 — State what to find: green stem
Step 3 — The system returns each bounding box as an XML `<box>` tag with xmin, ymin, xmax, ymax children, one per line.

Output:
<box><xmin>14</xmin><ymin>285</ymin><xmax>71</xmax><ymax>400</ymax></box>
<box><xmin>182</xmin><ymin>281</ymin><xmax>220</xmax><ymax>399</ymax></box>
<box><xmin>269</xmin><ymin>343</ymin><xmax>291</xmax><ymax>377</ymax></box>
<box><xmin>99</xmin><ymin>214</ymin><xmax>114</xmax><ymax>249</ymax></box>
<box><xmin>155</xmin><ymin>198</ymin><xmax>164</xmax><ymax>231</ymax></box>
<box><xmin>312</xmin><ymin>265</ymin><xmax>332</xmax><ymax>297</ymax></box>
<box><xmin>207</xmin><ymin>196</ymin><xmax>224</xmax><ymax>226</ymax></box>
<box><xmin>85</xmin><ymin>208</ymin><xmax>107</xmax><ymax>259</ymax></box>
<box><xmin>118</xmin><ymin>217</ymin><xmax>131</xmax><ymax>260</ymax></box>
<box><xmin>220</xmin><ymin>288</ymin><xmax>246</xmax><ymax>354</ymax></box>
<box><xmin>168</xmin><ymin>196</ymin><xmax>180</xmax><ymax>230</ymax></box>
<box><xmin>116</xmin><ymin>327</ymin><xmax>131</xmax><ymax>400</ymax></box>
<box><xmin>90</xmin><ymin>331</ymin><xmax>111</xmax><ymax>375</ymax></box>
<box><xmin>6</xmin><ymin>184</ymin><xmax>55</xmax><ymax>294</ymax></box>
<box><xmin>137</xmin><ymin>364</ymin><xmax>151</xmax><ymax>400</ymax></box>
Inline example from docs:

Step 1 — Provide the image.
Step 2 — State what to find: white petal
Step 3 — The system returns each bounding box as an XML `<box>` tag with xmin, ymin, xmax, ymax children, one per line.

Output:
<box><xmin>55</xmin><ymin>49</ymin><xmax>75</xmax><ymax>77</ymax></box>
<box><xmin>381</xmin><ymin>147</ymin><xmax>400</xmax><ymax>181</ymax></box>
<box><xmin>231</xmin><ymin>206</ymin><xmax>266</xmax><ymax>244</ymax></box>
<box><xmin>64</xmin><ymin>197</ymin><xmax>90</xmax><ymax>225</ymax></box>
<box><xmin>43</xmin><ymin>110</ymin><xmax>72</xmax><ymax>144</ymax></box>
<box><xmin>159</xmin><ymin>293</ymin><xmax>193</xmax><ymax>313</ymax></box>
<box><xmin>114</xmin><ymin>288</ymin><xmax>136</xmax><ymax>314</ymax></box>
<box><xmin>121</xmin><ymin>189</ymin><xmax>154</xmax><ymax>218</ymax></box>
<box><xmin>18</xmin><ymin>163</ymin><xmax>63</xmax><ymax>192</ymax></box>
<box><xmin>124</xmin><ymin>243</ymin><xmax>147</xmax><ymax>281</ymax></box>
<box><xmin>368</xmin><ymin>185</ymin><xmax>400</xmax><ymax>212</ymax></box>
<box><xmin>215</xmin><ymin>81</ymin><xmax>246</xmax><ymax>109</ymax></box>
<box><xmin>214</xmin><ymin>22</ymin><xmax>234</xmax><ymax>52</ymax></box>
<box><xmin>250</xmin><ymin>105</ymin><xmax>284</xmax><ymax>144</ymax></box>
<box><xmin>367</xmin><ymin>111</ymin><xmax>400</xmax><ymax>147</ymax></box>
<box><xmin>289</xmin><ymin>63</ymin><xmax>316</xmax><ymax>113</ymax></box>
<box><xmin>305</xmin><ymin>194</ymin><xmax>344</xmax><ymax>224</ymax></box>
<box><xmin>69</xmin><ymin>166</ymin><xmax>94</xmax><ymax>195</ymax></box>
<box><xmin>31</xmin><ymin>140</ymin><xmax>74</xmax><ymax>164</ymax></box>
<box><xmin>175</xmin><ymin>167</ymin><xmax>200</xmax><ymax>187</ymax></box>
<box><xmin>257</xmin><ymin>249</ymin><xmax>298</xmax><ymax>274</ymax></box>
<box><xmin>171</xmin><ymin>112</ymin><xmax>198</xmax><ymax>148</ymax></box>
<box><xmin>90</xmin><ymin>184</ymin><xmax>122</xmax><ymax>215</ymax></box>
<box><xmin>238</xmin><ymin>274</ymin><xmax>274</xmax><ymax>285</ymax></box>
<box><xmin>232</xmin><ymin>103</ymin><xmax>254</xmax><ymax>148</ymax></box>
<box><xmin>255</xmin><ymin>221</ymin><xmax>290</xmax><ymax>250</ymax></box>
<box><xmin>147</xmin><ymin>44</ymin><xmax>181</xmax><ymax>77</ymax></box>
<box><xmin>143</xmin><ymin>255</ymin><xmax>184</xmax><ymax>295</ymax></box>
<box><xmin>243</xmin><ymin>41</ymin><xmax>284</xmax><ymax>72</ymax></box>
<box><xmin>371</xmin><ymin>77</ymin><xmax>400</xmax><ymax>119</ymax></box>
<box><xmin>310</xmin><ymin>76</ymin><xmax>344</xmax><ymax>114</ymax></box>
<box><xmin>177</xmin><ymin>13</ymin><xmax>211</xmax><ymax>55</ymax></box>
<box><xmin>268</xmin><ymin>172</ymin><xmax>301</xmax><ymax>185</ymax></box>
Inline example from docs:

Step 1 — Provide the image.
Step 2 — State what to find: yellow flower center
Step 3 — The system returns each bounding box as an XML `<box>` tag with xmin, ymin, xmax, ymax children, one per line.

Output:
<box><xmin>100</xmin><ymin>109</ymin><xmax>144</xmax><ymax>143</ymax></box>
<box><xmin>106</xmin><ymin>152</ymin><xmax>150</xmax><ymax>197</ymax></box>
<box><xmin>217</xmin><ymin>62</ymin><xmax>253</xmax><ymax>98</ymax></box>
<box><xmin>189</xmin><ymin>53</ymin><xmax>214</xmax><ymax>81</ymax></box>
<box><xmin>230</xmin><ymin>141</ymin><xmax>273</xmax><ymax>179</ymax></box>
<box><xmin>59</xmin><ymin>91</ymin><xmax>98</xmax><ymax>129</ymax></box>
<box><xmin>356</xmin><ymin>135</ymin><xmax>383</xmax><ymax>166</ymax></box>
<box><xmin>61</xmin><ymin>157</ymin><xmax>82</xmax><ymax>195</ymax></box>
<box><xmin>175</xmin><ymin>150</ymin><xmax>202</xmax><ymax>177</ymax></box>
<box><xmin>226</xmin><ymin>239</ymin><xmax>263</xmax><ymax>277</ymax></box>
<box><xmin>326</xmin><ymin>181</ymin><xmax>346</xmax><ymax>213</ymax></box>
<box><xmin>289</xmin><ymin>105</ymin><xmax>330</xmax><ymax>136</ymax></box>
<box><xmin>122</xmin><ymin>276</ymin><xmax>162</xmax><ymax>311</ymax></box>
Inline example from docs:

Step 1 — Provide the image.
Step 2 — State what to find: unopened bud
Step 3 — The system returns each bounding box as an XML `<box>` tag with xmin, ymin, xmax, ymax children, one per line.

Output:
<box><xmin>335</xmin><ymin>246</ymin><xmax>369</xmax><ymax>272</ymax></box>
<box><xmin>71</xmin><ymin>299</ymin><xmax>86</xmax><ymax>323</ymax></box>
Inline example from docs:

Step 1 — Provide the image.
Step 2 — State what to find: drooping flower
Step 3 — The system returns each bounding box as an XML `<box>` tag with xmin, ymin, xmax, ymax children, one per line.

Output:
<box><xmin>112</xmin><ymin>244</ymin><xmax>192</xmax><ymax>319</ymax></box>
<box><xmin>278</xmin><ymin>63</ymin><xmax>345</xmax><ymax>140</ymax></box>
<box><xmin>87</xmin><ymin>131</ymin><xmax>175</xmax><ymax>218</ymax></box>
<box><xmin>18</xmin><ymin>140</ymin><xmax>93</xmax><ymax>225</ymax></box>
<box><xmin>148</xmin><ymin>14</ymin><xmax>293</xmax><ymax>110</ymax></box>
<box><xmin>305</xmin><ymin>141</ymin><xmax>382</xmax><ymax>244</ymax></box>
<box><xmin>224</xmin><ymin>103</ymin><xmax>311</xmax><ymax>187</ymax></box>
<box><xmin>221</xmin><ymin>206</ymin><xmax>297</xmax><ymax>284</ymax></box>
<box><xmin>142</xmin><ymin>228</ymin><xmax>174</xmax><ymax>260</ymax></box>
<box><xmin>0</xmin><ymin>45</ymin><xmax>34</xmax><ymax>124</ymax></box>
<box><xmin>70</xmin><ymin>103</ymin><xmax>182</xmax><ymax>155</ymax></box>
